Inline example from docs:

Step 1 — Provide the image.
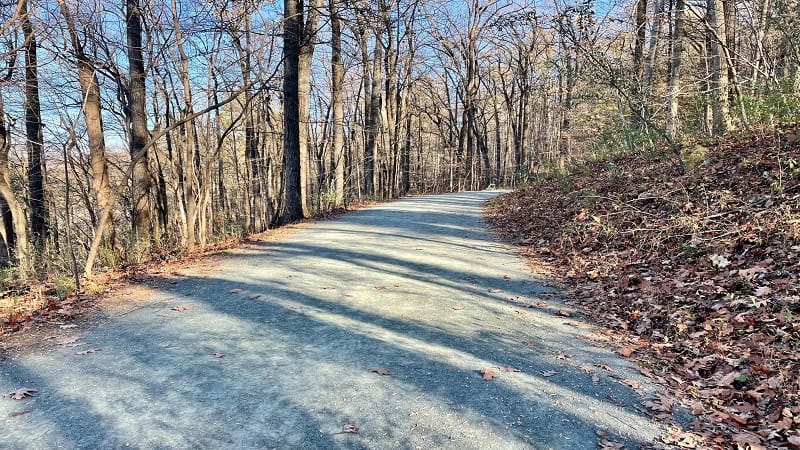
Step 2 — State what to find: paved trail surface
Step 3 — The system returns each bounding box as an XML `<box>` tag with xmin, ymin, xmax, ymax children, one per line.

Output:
<box><xmin>1</xmin><ymin>192</ymin><xmax>663</xmax><ymax>449</ymax></box>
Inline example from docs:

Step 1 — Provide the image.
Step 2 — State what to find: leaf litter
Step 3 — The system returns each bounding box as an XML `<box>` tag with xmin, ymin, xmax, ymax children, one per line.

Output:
<box><xmin>480</xmin><ymin>368</ymin><xmax>497</xmax><ymax>381</ymax></box>
<box><xmin>333</xmin><ymin>423</ymin><xmax>359</xmax><ymax>435</ymax></box>
<box><xmin>4</xmin><ymin>388</ymin><xmax>38</xmax><ymax>400</ymax></box>
<box><xmin>485</xmin><ymin>126</ymin><xmax>800</xmax><ymax>447</ymax></box>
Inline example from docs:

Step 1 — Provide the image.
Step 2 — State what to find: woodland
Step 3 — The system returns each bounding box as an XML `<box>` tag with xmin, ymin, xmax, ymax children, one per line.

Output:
<box><xmin>0</xmin><ymin>0</ymin><xmax>798</xmax><ymax>446</ymax></box>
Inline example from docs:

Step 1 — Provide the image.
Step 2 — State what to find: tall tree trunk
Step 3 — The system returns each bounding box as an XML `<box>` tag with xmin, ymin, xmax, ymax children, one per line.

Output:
<box><xmin>330</xmin><ymin>0</ymin><xmax>345</xmax><ymax>206</ymax></box>
<box><xmin>126</xmin><ymin>0</ymin><xmax>152</xmax><ymax>240</ymax></box>
<box><xmin>281</xmin><ymin>0</ymin><xmax>303</xmax><ymax>223</ymax></box>
<box><xmin>171</xmin><ymin>0</ymin><xmax>200</xmax><ymax>249</ymax></box>
<box><xmin>21</xmin><ymin>0</ymin><xmax>47</xmax><ymax>253</ymax></box>
<box><xmin>633</xmin><ymin>0</ymin><xmax>648</xmax><ymax>79</ymax></box>
<box><xmin>667</xmin><ymin>0</ymin><xmax>684</xmax><ymax>140</ymax></box>
<box><xmin>365</xmin><ymin>43</ymin><xmax>383</xmax><ymax>197</ymax></box>
<box><xmin>0</xmin><ymin>90</ymin><xmax>30</xmax><ymax>273</ymax></box>
<box><xmin>58</xmin><ymin>0</ymin><xmax>115</xmax><ymax>249</ymax></box>
<box><xmin>298</xmin><ymin>0</ymin><xmax>322</xmax><ymax>217</ymax></box>
<box><xmin>707</xmin><ymin>0</ymin><xmax>732</xmax><ymax>134</ymax></box>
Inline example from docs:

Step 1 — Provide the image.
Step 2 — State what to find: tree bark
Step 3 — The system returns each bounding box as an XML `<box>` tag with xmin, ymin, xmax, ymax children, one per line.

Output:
<box><xmin>0</xmin><ymin>90</ymin><xmax>30</xmax><ymax>273</ymax></box>
<box><xmin>297</xmin><ymin>0</ymin><xmax>322</xmax><ymax>217</ymax></box>
<box><xmin>126</xmin><ymin>0</ymin><xmax>152</xmax><ymax>240</ymax></box>
<box><xmin>667</xmin><ymin>0</ymin><xmax>684</xmax><ymax>140</ymax></box>
<box><xmin>281</xmin><ymin>0</ymin><xmax>304</xmax><ymax>223</ymax></box>
<box><xmin>58</xmin><ymin>0</ymin><xmax>115</xmax><ymax>249</ymax></box>
<box><xmin>330</xmin><ymin>0</ymin><xmax>345</xmax><ymax>206</ymax></box>
<box><xmin>707</xmin><ymin>0</ymin><xmax>732</xmax><ymax>134</ymax></box>
<box><xmin>21</xmin><ymin>0</ymin><xmax>47</xmax><ymax>253</ymax></box>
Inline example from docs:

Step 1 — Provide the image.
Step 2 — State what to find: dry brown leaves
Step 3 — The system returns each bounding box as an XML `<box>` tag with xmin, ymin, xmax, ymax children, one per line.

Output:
<box><xmin>4</xmin><ymin>387</ymin><xmax>37</xmax><ymax>400</ymax></box>
<box><xmin>485</xmin><ymin>126</ymin><xmax>800</xmax><ymax>447</ymax></box>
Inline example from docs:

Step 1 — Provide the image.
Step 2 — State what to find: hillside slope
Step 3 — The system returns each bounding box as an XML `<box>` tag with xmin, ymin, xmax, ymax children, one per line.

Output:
<box><xmin>486</xmin><ymin>126</ymin><xmax>800</xmax><ymax>449</ymax></box>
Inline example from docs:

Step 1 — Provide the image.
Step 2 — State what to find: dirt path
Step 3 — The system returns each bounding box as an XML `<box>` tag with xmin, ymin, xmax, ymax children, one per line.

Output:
<box><xmin>0</xmin><ymin>192</ymin><xmax>664</xmax><ymax>449</ymax></box>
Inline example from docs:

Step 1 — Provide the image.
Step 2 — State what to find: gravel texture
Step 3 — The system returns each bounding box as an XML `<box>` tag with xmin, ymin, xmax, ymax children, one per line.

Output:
<box><xmin>0</xmin><ymin>191</ymin><xmax>664</xmax><ymax>449</ymax></box>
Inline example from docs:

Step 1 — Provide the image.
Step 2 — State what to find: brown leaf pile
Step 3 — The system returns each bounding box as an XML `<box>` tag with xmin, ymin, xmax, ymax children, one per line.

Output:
<box><xmin>486</xmin><ymin>126</ymin><xmax>800</xmax><ymax>448</ymax></box>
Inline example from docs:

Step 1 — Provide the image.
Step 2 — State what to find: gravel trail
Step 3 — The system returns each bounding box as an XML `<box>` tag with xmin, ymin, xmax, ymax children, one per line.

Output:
<box><xmin>1</xmin><ymin>192</ymin><xmax>663</xmax><ymax>449</ymax></box>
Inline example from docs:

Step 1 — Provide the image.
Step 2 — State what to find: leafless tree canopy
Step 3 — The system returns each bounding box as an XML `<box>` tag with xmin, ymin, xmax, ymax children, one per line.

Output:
<box><xmin>0</xmin><ymin>0</ymin><xmax>795</xmax><ymax>278</ymax></box>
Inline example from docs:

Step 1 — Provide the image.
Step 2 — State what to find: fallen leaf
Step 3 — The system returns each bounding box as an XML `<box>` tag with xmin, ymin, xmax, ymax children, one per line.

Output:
<box><xmin>598</xmin><ymin>438</ymin><xmax>624</xmax><ymax>450</ymax></box>
<box><xmin>212</xmin><ymin>353</ymin><xmax>224</xmax><ymax>358</ymax></box>
<box><xmin>368</xmin><ymin>368</ymin><xmax>391</xmax><ymax>376</ymax></box>
<box><xmin>334</xmin><ymin>423</ymin><xmax>359</xmax><ymax>435</ymax></box>
<box><xmin>480</xmin><ymin>368</ymin><xmax>497</xmax><ymax>381</ymax></box>
<box><xmin>617</xmin><ymin>346</ymin><xmax>636</xmax><ymax>357</ymax></box>
<box><xmin>229</xmin><ymin>288</ymin><xmax>242</xmax><ymax>294</ymax></box>
<box><xmin>621</xmin><ymin>379</ymin><xmax>641</xmax><ymax>390</ymax></box>
<box><xmin>4</xmin><ymin>388</ymin><xmax>38</xmax><ymax>400</ymax></box>
<box><xmin>75</xmin><ymin>348</ymin><xmax>101</xmax><ymax>355</ymax></box>
<box><xmin>710</xmin><ymin>254</ymin><xmax>731</xmax><ymax>268</ymax></box>
<box><xmin>753</xmin><ymin>286</ymin><xmax>772</xmax><ymax>297</ymax></box>
<box><xmin>64</xmin><ymin>342</ymin><xmax>87</xmax><ymax>348</ymax></box>
<box><xmin>496</xmin><ymin>365</ymin><xmax>521</xmax><ymax>372</ymax></box>
<box><xmin>541</xmin><ymin>370</ymin><xmax>557</xmax><ymax>377</ymax></box>
<box><xmin>171</xmin><ymin>304</ymin><xmax>193</xmax><ymax>312</ymax></box>
<box><xmin>526</xmin><ymin>302</ymin><xmax>548</xmax><ymax>308</ymax></box>
<box><xmin>451</xmin><ymin>304</ymin><xmax>465</xmax><ymax>311</ymax></box>
<box><xmin>56</xmin><ymin>336</ymin><xmax>80</xmax><ymax>345</ymax></box>
<box><xmin>9</xmin><ymin>409</ymin><xmax>32</xmax><ymax>417</ymax></box>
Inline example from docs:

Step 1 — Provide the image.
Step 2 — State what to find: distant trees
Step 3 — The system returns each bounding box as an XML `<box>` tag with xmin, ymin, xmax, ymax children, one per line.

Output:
<box><xmin>0</xmin><ymin>0</ymin><xmax>794</xmax><ymax>281</ymax></box>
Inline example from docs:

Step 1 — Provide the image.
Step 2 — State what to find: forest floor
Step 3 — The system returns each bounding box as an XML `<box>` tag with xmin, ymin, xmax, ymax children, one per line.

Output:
<box><xmin>1</xmin><ymin>192</ymin><xmax>663</xmax><ymax>449</ymax></box>
<box><xmin>485</xmin><ymin>125</ymin><xmax>800</xmax><ymax>449</ymax></box>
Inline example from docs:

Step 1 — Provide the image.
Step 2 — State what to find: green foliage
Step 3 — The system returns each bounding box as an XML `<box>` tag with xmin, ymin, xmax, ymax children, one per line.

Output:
<box><xmin>0</xmin><ymin>266</ymin><xmax>21</xmax><ymax>289</ymax></box>
<box><xmin>313</xmin><ymin>188</ymin><xmax>341</xmax><ymax>214</ymax></box>
<box><xmin>741</xmin><ymin>79</ymin><xmax>800</xmax><ymax>126</ymax></box>
<box><xmin>52</xmin><ymin>274</ymin><xmax>76</xmax><ymax>300</ymax></box>
<box><xmin>590</xmin><ymin>122</ymin><xmax>665</xmax><ymax>160</ymax></box>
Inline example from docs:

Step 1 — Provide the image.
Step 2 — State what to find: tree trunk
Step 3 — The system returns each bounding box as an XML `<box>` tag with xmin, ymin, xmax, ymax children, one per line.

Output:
<box><xmin>365</xmin><ymin>43</ymin><xmax>383</xmax><ymax>197</ymax></box>
<box><xmin>58</xmin><ymin>0</ymin><xmax>115</xmax><ymax>249</ymax></box>
<box><xmin>0</xmin><ymin>90</ymin><xmax>30</xmax><ymax>273</ymax></box>
<box><xmin>281</xmin><ymin>0</ymin><xmax>303</xmax><ymax>223</ymax></box>
<box><xmin>298</xmin><ymin>0</ymin><xmax>322</xmax><ymax>217</ymax></box>
<box><xmin>330</xmin><ymin>0</ymin><xmax>345</xmax><ymax>206</ymax></box>
<box><xmin>707</xmin><ymin>0</ymin><xmax>732</xmax><ymax>134</ymax></box>
<box><xmin>21</xmin><ymin>0</ymin><xmax>47</xmax><ymax>253</ymax></box>
<box><xmin>633</xmin><ymin>0</ymin><xmax>648</xmax><ymax>80</ymax></box>
<box><xmin>126</xmin><ymin>0</ymin><xmax>152</xmax><ymax>240</ymax></box>
<box><xmin>667</xmin><ymin>0</ymin><xmax>684</xmax><ymax>140</ymax></box>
